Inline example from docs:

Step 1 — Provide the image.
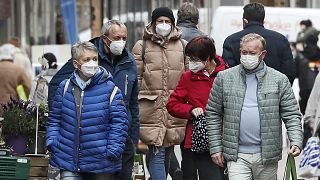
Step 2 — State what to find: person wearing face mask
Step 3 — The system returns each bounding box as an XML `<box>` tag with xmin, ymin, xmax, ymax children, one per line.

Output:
<box><xmin>206</xmin><ymin>33</ymin><xmax>303</xmax><ymax>180</ymax></box>
<box><xmin>46</xmin><ymin>41</ymin><xmax>128</xmax><ymax>180</ymax></box>
<box><xmin>48</xmin><ymin>20</ymin><xmax>139</xmax><ymax>180</ymax></box>
<box><xmin>222</xmin><ymin>2</ymin><xmax>296</xmax><ymax>85</ymax></box>
<box><xmin>166</xmin><ymin>36</ymin><xmax>227</xmax><ymax>180</ymax></box>
<box><xmin>132</xmin><ymin>6</ymin><xmax>188</xmax><ymax>180</ymax></box>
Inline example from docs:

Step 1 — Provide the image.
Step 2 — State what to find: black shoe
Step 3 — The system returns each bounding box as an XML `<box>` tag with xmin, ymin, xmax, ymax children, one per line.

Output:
<box><xmin>172</xmin><ymin>169</ymin><xmax>183</xmax><ymax>180</ymax></box>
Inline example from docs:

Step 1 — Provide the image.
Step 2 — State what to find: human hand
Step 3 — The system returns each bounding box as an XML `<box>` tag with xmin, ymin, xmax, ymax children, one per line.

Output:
<box><xmin>191</xmin><ymin>107</ymin><xmax>204</xmax><ymax>118</ymax></box>
<box><xmin>288</xmin><ymin>145</ymin><xmax>301</xmax><ymax>157</ymax></box>
<box><xmin>211</xmin><ymin>152</ymin><xmax>224</xmax><ymax>167</ymax></box>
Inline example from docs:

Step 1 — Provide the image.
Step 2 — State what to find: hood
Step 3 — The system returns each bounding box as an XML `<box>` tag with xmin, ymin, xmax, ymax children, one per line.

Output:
<box><xmin>302</xmin><ymin>44</ymin><xmax>320</xmax><ymax>60</ymax></box>
<box><xmin>91</xmin><ymin>66</ymin><xmax>112</xmax><ymax>85</ymax></box>
<box><xmin>177</xmin><ymin>20</ymin><xmax>198</xmax><ymax>28</ymax></box>
<box><xmin>213</xmin><ymin>55</ymin><xmax>227</xmax><ymax>74</ymax></box>
<box><xmin>0</xmin><ymin>43</ymin><xmax>16</xmax><ymax>61</ymax></box>
<box><xmin>143</xmin><ymin>22</ymin><xmax>182</xmax><ymax>47</ymax></box>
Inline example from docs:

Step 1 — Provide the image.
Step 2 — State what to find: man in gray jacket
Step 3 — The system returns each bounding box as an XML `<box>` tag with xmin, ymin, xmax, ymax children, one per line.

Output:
<box><xmin>206</xmin><ymin>33</ymin><xmax>303</xmax><ymax>180</ymax></box>
<box><xmin>177</xmin><ymin>2</ymin><xmax>205</xmax><ymax>42</ymax></box>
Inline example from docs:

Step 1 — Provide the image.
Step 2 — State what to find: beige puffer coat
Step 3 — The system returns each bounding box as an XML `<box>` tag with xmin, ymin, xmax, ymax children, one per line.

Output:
<box><xmin>132</xmin><ymin>23</ymin><xmax>187</xmax><ymax>147</ymax></box>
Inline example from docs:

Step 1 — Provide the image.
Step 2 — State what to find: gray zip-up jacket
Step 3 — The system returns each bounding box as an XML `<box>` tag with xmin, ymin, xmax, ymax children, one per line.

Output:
<box><xmin>206</xmin><ymin>63</ymin><xmax>303</xmax><ymax>165</ymax></box>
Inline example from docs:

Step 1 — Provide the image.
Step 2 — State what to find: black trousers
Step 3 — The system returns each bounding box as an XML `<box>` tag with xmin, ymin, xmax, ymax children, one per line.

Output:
<box><xmin>181</xmin><ymin>147</ymin><xmax>228</xmax><ymax>180</ymax></box>
<box><xmin>114</xmin><ymin>137</ymin><xmax>135</xmax><ymax>180</ymax></box>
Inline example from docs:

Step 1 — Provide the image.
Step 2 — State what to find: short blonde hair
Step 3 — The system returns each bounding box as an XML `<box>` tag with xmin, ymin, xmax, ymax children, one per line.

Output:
<box><xmin>240</xmin><ymin>33</ymin><xmax>266</xmax><ymax>50</ymax></box>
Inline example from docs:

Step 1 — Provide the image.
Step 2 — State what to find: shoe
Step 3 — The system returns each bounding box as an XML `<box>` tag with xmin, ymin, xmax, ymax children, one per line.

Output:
<box><xmin>172</xmin><ymin>169</ymin><xmax>183</xmax><ymax>180</ymax></box>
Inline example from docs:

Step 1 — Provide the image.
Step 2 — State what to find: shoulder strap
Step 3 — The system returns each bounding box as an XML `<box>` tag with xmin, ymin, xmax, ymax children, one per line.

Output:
<box><xmin>180</xmin><ymin>39</ymin><xmax>186</xmax><ymax>55</ymax></box>
<box><xmin>63</xmin><ymin>79</ymin><xmax>71</xmax><ymax>96</ymax></box>
<box><xmin>141</xmin><ymin>39</ymin><xmax>146</xmax><ymax>62</ymax></box>
<box><xmin>180</xmin><ymin>39</ymin><xmax>187</xmax><ymax>68</ymax></box>
<box><xmin>109</xmin><ymin>86</ymin><xmax>118</xmax><ymax>105</ymax></box>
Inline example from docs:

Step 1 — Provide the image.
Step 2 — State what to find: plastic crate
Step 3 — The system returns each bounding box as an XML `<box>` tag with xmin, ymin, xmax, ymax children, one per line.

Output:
<box><xmin>0</xmin><ymin>156</ymin><xmax>30</xmax><ymax>180</ymax></box>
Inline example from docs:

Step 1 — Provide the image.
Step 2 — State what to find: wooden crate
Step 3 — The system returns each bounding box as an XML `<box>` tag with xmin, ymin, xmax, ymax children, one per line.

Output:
<box><xmin>26</xmin><ymin>155</ymin><xmax>48</xmax><ymax>180</ymax></box>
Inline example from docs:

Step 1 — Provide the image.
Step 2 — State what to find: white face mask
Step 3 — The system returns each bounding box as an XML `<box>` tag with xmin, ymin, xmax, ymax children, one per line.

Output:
<box><xmin>109</xmin><ymin>40</ymin><xmax>126</xmax><ymax>55</ymax></box>
<box><xmin>80</xmin><ymin>60</ymin><xmax>99</xmax><ymax>78</ymax></box>
<box><xmin>156</xmin><ymin>23</ymin><xmax>172</xmax><ymax>37</ymax></box>
<box><xmin>240</xmin><ymin>54</ymin><xmax>261</xmax><ymax>70</ymax></box>
<box><xmin>189</xmin><ymin>61</ymin><xmax>205</xmax><ymax>73</ymax></box>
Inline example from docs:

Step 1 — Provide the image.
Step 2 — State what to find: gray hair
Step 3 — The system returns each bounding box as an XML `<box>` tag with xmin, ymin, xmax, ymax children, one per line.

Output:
<box><xmin>240</xmin><ymin>33</ymin><xmax>266</xmax><ymax>50</ymax></box>
<box><xmin>71</xmin><ymin>41</ymin><xmax>98</xmax><ymax>60</ymax></box>
<box><xmin>177</xmin><ymin>2</ymin><xmax>199</xmax><ymax>24</ymax></box>
<box><xmin>101</xmin><ymin>19</ymin><xmax>127</xmax><ymax>36</ymax></box>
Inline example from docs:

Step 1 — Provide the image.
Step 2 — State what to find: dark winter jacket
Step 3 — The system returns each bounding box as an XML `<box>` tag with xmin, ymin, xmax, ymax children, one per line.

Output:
<box><xmin>48</xmin><ymin>37</ymin><xmax>140</xmax><ymax>144</ymax></box>
<box><xmin>166</xmin><ymin>55</ymin><xmax>226</xmax><ymax>149</ymax></box>
<box><xmin>222</xmin><ymin>21</ymin><xmax>295</xmax><ymax>84</ymax></box>
<box><xmin>46</xmin><ymin>68</ymin><xmax>128</xmax><ymax>173</ymax></box>
<box><xmin>295</xmin><ymin>49</ymin><xmax>320</xmax><ymax>91</ymax></box>
<box><xmin>177</xmin><ymin>20</ymin><xmax>206</xmax><ymax>42</ymax></box>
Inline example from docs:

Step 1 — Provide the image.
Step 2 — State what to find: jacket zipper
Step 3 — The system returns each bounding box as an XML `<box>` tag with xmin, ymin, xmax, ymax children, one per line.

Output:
<box><xmin>125</xmin><ymin>74</ymin><xmax>128</xmax><ymax>95</ymax></box>
<box><xmin>76</xmin><ymin>90</ymin><xmax>84</xmax><ymax>172</ymax></box>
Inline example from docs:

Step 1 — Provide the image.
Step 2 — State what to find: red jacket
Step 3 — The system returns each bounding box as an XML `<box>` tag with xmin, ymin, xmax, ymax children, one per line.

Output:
<box><xmin>166</xmin><ymin>55</ymin><xmax>227</xmax><ymax>149</ymax></box>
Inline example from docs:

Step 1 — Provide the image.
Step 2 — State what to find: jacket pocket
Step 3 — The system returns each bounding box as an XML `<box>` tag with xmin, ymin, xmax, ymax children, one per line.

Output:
<box><xmin>138</xmin><ymin>95</ymin><xmax>159</xmax><ymax>124</ymax></box>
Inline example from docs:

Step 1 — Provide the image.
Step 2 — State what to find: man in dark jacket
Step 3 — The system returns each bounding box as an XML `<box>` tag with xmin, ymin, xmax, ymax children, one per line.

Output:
<box><xmin>222</xmin><ymin>2</ymin><xmax>295</xmax><ymax>84</ymax></box>
<box><xmin>48</xmin><ymin>20</ymin><xmax>139</xmax><ymax>180</ymax></box>
<box><xmin>177</xmin><ymin>2</ymin><xmax>205</xmax><ymax>42</ymax></box>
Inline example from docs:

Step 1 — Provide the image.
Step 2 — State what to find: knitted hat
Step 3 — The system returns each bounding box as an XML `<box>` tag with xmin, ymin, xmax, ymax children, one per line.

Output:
<box><xmin>152</xmin><ymin>7</ymin><xmax>175</xmax><ymax>24</ymax></box>
<box><xmin>43</xmin><ymin>52</ymin><xmax>57</xmax><ymax>69</ymax></box>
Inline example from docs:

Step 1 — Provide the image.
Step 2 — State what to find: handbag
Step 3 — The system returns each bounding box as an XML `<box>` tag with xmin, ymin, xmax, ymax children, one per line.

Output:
<box><xmin>191</xmin><ymin>114</ymin><xmax>209</xmax><ymax>153</ymax></box>
<box><xmin>298</xmin><ymin>121</ymin><xmax>320</xmax><ymax>178</ymax></box>
<box><xmin>284</xmin><ymin>155</ymin><xmax>298</xmax><ymax>180</ymax></box>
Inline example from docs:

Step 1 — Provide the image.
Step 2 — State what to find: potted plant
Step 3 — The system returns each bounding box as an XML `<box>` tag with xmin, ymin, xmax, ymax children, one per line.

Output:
<box><xmin>0</xmin><ymin>97</ymin><xmax>48</xmax><ymax>155</ymax></box>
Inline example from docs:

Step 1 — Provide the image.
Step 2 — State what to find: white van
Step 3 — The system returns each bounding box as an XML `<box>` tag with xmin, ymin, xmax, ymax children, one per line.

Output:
<box><xmin>211</xmin><ymin>6</ymin><xmax>320</xmax><ymax>55</ymax></box>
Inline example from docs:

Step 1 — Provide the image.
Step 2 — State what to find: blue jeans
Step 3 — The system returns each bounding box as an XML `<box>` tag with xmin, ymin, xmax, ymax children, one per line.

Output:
<box><xmin>146</xmin><ymin>145</ymin><xmax>173</xmax><ymax>180</ymax></box>
<box><xmin>60</xmin><ymin>170</ymin><xmax>114</xmax><ymax>180</ymax></box>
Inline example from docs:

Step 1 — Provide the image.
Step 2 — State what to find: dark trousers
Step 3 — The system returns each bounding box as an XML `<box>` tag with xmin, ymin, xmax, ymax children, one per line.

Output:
<box><xmin>181</xmin><ymin>147</ymin><xmax>227</xmax><ymax>180</ymax></box>
<box><xmin>299</xmin><ymin>89</ymin><xmax>312</xmax><ymax>115</ymax></box>
<box><xmin>300</xmin><ymin>89</ymin><xmax>313</xmax><ymax>148</ymax></box>
<box><xmin>114</xmin><ymin>137</ymin><xmax>135</xmax><ymax>180</ymax></box>
<box><xmin>169</xmin><ymin>149</ymin><xmax>183</xmax><ymax>180</ymax></box>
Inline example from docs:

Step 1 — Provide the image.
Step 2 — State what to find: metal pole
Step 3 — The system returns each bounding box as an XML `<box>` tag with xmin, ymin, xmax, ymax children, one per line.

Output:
<box><xmin>50</xmin><ymin>0</ymin><xmax>56</xmax><ymax>44</ymax></box>
<box><xmin>35</xmin><ymin>105</ymin><xmax>39</xmax><ymax>155</ymax></box>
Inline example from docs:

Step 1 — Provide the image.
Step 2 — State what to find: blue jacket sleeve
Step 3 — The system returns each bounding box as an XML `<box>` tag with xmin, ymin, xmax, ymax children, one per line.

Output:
<box><xmin>129</xmin><ymin>78</ymin><xmax>140</xmax><ymax>145</ymax></box>
<box><xmin>46</xmin><ymin>81</ymin><xmax>65</xmax><ymax>150</ymax></box>
<box><xmin>106</xmin><ymin>87</ymin><xmax>129</xmax><ymax>160</ymax></box>
<box><xmin>48</xmin><ymin>59</ymin><xmax>75</xmax><ymax>110</ymax></box>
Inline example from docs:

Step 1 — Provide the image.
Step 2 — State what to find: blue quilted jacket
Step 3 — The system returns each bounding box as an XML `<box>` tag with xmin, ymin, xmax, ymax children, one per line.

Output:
<box><xmin>46</xmin><ymin>67</ymin><xmax>128</xmax><ymax>173</ymax></box>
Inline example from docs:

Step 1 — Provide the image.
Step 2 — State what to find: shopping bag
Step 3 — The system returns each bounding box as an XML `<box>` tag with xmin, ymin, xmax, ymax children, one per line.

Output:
<box><xmin>284</xmin><ymin>154</ymin><xmax>298</xmax><ymax>180</ymax></box>
<box><xmin>299</xmin><ymin>136</ymin><xmax>320</xmax><ymax>178</ymax></box>
<box><xmin>191</xmin><ymin>114</ymin><xmax>209</xmax><ymax>153</ymax></box>
<box><xmin>299</xmin><ymin>120</ymin><xmax>320</xmax><ymax>178</ymax></box>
